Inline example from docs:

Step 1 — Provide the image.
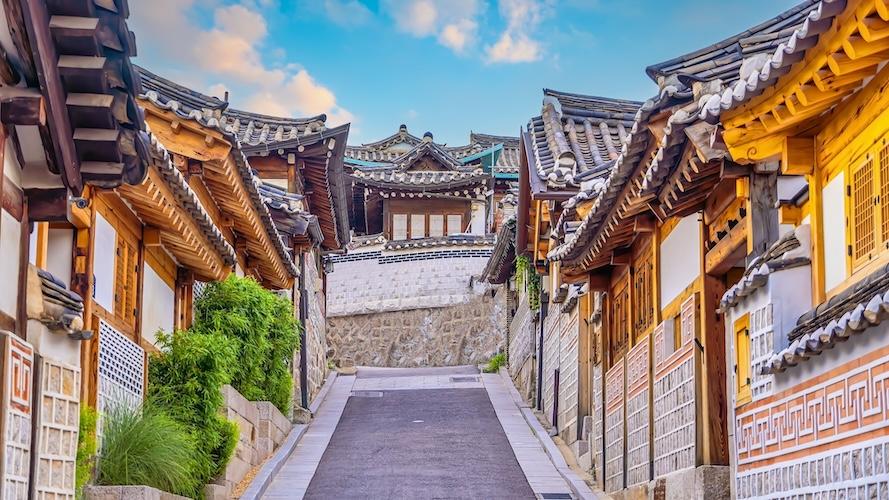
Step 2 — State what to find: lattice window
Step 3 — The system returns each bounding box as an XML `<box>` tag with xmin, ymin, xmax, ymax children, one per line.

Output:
<box><xmin>446</xmin><ymin>214</ymin><xmax>462</xmax><ymax>235</ymax></box>
<box><xmin>851</xmin><ymin>155</ymin><xmax>876</xmax><ymax>268</ymax></box>
<box><xmin>392</xmin><ymin>213</ymin><xmax>408</xmax><ymax>240</ymax></box>
<box><xmin>632</xmin><ymin>250</ymin><xmax>654</xmax><ymax>337</ymax></box>
<box><xmin>113</xmin><ymin>236</ymin><xmax>139</xmax><ymax>332</ymax></box>
<box><xmin>608</xmin><ymin>279</ymin><xmax>629</xmax><ymax>370</ymax></box>
<box><xmin>734</xmin><ymin>314</ymin><xmax>751</xmax><ymax>405</ymax></box>
<box><xmin>97</xmin><ymin>320</ymin><xmax>145</xmax><ymax>417</ymax></box>
<box><xmin>881</xmin><ymin>139</ymin><xmax>889</xmax><ymax>246</ymax></box>
<box><xmin>429</xmin><ymin>214</ymin><xmax>444</xmax><ymax>237</ymax></box>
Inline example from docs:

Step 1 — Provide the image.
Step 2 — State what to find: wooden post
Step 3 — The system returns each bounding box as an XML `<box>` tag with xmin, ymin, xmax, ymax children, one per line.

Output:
<box><xmin>746</xmin><ymin>168</ymin><xmax>779</xmax><ymax>263</ymax></box>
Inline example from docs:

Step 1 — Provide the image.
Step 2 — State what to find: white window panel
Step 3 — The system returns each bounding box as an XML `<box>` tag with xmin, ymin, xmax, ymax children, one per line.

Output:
<box><xmin>392</xmin><ymin>214</ymin><xmax>408</xmax><ymax>240</ymax></box>
<box><xmin>93</xmin><ymin>212</ymin><xmax>116</xmax><ymax>312</ymax></box>
<box><xmin>429</xmin><ymin>215</ymin><xmax>445</xmax><ymax>237</ymax></box>
<box><xmin>410</xmin><ymin>214</ymin><xmax>425</xmax><ymax>239</ymax></box>
<box><xmin>447</xmin><ymin>214</ymin><xmax>463</xmax><ymax>235</ymax></box>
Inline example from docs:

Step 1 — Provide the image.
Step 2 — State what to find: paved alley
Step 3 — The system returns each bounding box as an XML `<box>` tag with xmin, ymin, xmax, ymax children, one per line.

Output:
<box><xmin>260</xmin><ymin>366</ymin><xmax>579</xmax><ymax>499</ymax></box>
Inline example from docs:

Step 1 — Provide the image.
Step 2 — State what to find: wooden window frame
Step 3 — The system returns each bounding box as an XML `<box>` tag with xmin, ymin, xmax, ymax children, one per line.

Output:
<box><xmin>606</xmin><ymin>273</ymin><xmax>630</xmax><ymax>370</ymax></box>
<box><xmin>847</xmin><ymin>134</ymin><xmax>889</xmax><ymax>273</ymax></box>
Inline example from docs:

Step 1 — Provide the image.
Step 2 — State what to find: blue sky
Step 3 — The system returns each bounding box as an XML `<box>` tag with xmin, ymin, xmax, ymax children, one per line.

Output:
<box><xmin>131</xmin><ymin>0</ymin><xmax>800</xmax><ymax>145</ymax></box>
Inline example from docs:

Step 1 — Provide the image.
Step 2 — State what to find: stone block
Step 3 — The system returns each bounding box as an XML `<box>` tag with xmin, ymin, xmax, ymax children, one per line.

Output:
<box><xmin>203</xmin><ymin>483</ymin><xmax>230</xmax><ymax>500</ymax></box>
<box><xmin>83</xmin><ymin>485</ymin><xmax>189</xmax><ymax>500</ymax></box>
<box><xmin>577</xmin><ymin>450</ymin><xmax>592</xmax><ymax>471</ymax></box>
<box><xmin>292</xmin><ymin>406</ymin><xmax>312</xmax><ymax>424</ymax></box>
<box><xmin>223</xmin><ymin>454</ymin><xmax>253</xmax><ymax>486</ymax></box>
<box><xmin>582</xmin><ymin>415</ymin><xmax>594</xmax><ymax>436</ymax></box>
<box><xmin>658</xmin><ymin>465</ymin><xmax>729</xmax><ymax>500</ymax></box>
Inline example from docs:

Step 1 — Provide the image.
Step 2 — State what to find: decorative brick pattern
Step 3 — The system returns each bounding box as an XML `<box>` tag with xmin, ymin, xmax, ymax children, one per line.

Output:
<box><xmin>652</xmin><ymin>295</ymin><xmax>697</xmax><ymax>479</ymax></box>
<box><xmin>508</xmin><ymin>294</ymin><xmax>535</xmax><ymax>400</ymax></box>
<box><xmin>592</xmin><ymin>363</ymin><xmax>604</xmax><ymax>491</ymax></box>
<box><xmin>304</xmin><ymin>252</ymin><xmax>329</xmax><ymax>403</ymax></box>
<box><xmin>558</xmin><ymin>311</ymin><xmax>579</xmax><ymax>438</ymax></box>
<box><xmin>542</xmin><ymin>311</ymin><xmax>560</xmax><ymax>426</ymax></box>
<box><xmin>626</xmin><ymin>339</ymin><xmax>650</xmax><ymax>486</ymax></box>
<box><xmin>0</xmin><ymin>333</ymin><xmax>34</xmax><ymax>499</ymax></box>
<box><xmin>35</xmin><ymin>359</ymin><xmax>80</xmax><ymax>500</ymax></box>
<box><xmin>737</xmin><ymin>438</ymin><xmax>889</xmax><ymax>498</ymax></box>
<box><xmin>605</xmin><ymin>358</ymin><xmax>625</xmax><ymax>494</ymax></box>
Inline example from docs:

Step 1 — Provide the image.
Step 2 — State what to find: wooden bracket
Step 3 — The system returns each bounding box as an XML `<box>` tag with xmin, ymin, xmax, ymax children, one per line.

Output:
<box><xmin>0</xmin><ymin>88</ymin><xmax>44</xmax><ymax>126</ymax></box>
<box><xmin>143</xmin><ymin>226</ymin><xmax>162</xmax><ymax>247</ymax></box>
<box><xmin>633</xmin><ymin>216</ymin><xmax>656</xmax><ymax>233</ymax></box>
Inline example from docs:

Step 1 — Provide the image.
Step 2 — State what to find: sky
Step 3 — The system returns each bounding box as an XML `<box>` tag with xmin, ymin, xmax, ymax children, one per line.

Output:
<box><xmin>130</xmin><ymin>0</ymin><xmax>801</xmax><ymax>146</ymax></box>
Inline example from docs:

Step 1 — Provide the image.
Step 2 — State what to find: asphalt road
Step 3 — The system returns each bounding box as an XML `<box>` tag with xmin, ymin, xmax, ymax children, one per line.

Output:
<box><xmin>303</xmin><ymin>386</ymin><xmax>536</xmax><ymax>499</ymax></box>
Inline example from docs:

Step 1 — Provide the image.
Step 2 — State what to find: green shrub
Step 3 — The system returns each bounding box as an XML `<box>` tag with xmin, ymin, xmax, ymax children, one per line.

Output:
<box><xmin>516</xmin><ymin>255</ymin><xmax>541</xmax><ymax>311</ymax></box>
<box><xmin>75</xmin><ymin>406</ymin><xmax>98</xmax><ymax>498</ymax></box>
<box><xmin>483</xmin><ymin>352</ymin><xmax>507</xmax><ymax>373</ymax></box>
<box><xmin>192</xmin><ymin>275</ymin><xmax>300</xmax><ymax>413</ymax></box>
<box><xmin>148</xmin><ymin>330</ymin><xmax>239</xmax><ymax>487</ymax></box>
<box><xmin>96</xmin><ymin>404</ymin><xmax>201</xmax><ymax>497</ymax></box>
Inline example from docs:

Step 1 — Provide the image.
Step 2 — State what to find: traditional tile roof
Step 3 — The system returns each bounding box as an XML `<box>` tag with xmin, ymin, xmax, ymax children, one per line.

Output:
<box><xmin>28</xmin><ymin>266</ymin><xmax>88</xmax><ymax>339</ymax></box>
<box><xmin>384</xmin><ymin>233</ymin><xmax>495</xmax><ymax>250</ymax></box>
<box><xmin>720</xmin><ymin>225</ymin><xmax>811</xmax><ymax>311</ymax></box>
<box><xmin>764</xmin><ymin>263</ymin><xmax>889</xmax><ymax>374</ymax></box>
<box><xmin>137</xmin><ymin>66</ymin><xmax>327</xmax><ymax>148</ymax></box>
<box><xmin>526</xmin><ymin>89</ymin><xmax>642</xmax><ymax>190</ymax></box>
<box><xmin>351</xmin><ymin>168</ymin><xmax>488</xmax><ymax>191</ymax></box>
<box><xmin>645</xmin><ymin>0</ymin><xmax>822</xmax><ymax>85</ymax></box>
<box><xmin>697</xmin><ymin>0</ymin><xmax>843</xmax><ymax>124</ymax></box>
<box><xmin>390</xmin><ymin>140</ymin><xmax>467</xmax><ymax>171</ymax></box>
<box><xmin>480</xmin><ymin>216</ymin><xmax>517</xmax><ymax>285</ymax></box>
<box><xmin>259</xmin><ymin>182</ymin><xmax>324</xmax><ymax>246</ymax></box>
<box><xmin>546</xmin><ymin>84</ymin><xmax>694</xmax><ymax>263</ymax></box>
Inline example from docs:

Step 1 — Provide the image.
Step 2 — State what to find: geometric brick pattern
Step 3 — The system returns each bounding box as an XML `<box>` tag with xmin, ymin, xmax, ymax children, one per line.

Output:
<box><xmin>626</xmin><ymin>338</ymin><xmax>650</xmax><ymax>486</ymax></box>
<box><xmin>35</xmin><ymin>359</ymin><xmax>80</xmax><ymax>500</ymax></box>
<box><xmin>604</xmin><ymin>357</ymin><xmax>625</xmax><ymax>493</ymax></box>
<box><xmin>0</xmin><ymin>333</ymin><xmax>34</xmax><ymax>500</ymax></box>
<box><xmin>748</xmin><ymin>303</ymin><xmax>774</xmax><ymax>401</ymax></box>
<box><xmin>557</xmin><ymin>311</ymin><xmax>579</xmax><ymax>437</ymax></box>
<box><xmin>652</xmin><ymin>295</ymin><xmax>697</xmax><ymax>479</ymax></box>
<box><xmin>542</xmin><ymin>313</ymin><xmax>560</xmax><ymax>426</ymax></box>
<box><xmin>592</xmin><ymin>363</ymin><xmax>604</xmax><ymax>491</ymax></box>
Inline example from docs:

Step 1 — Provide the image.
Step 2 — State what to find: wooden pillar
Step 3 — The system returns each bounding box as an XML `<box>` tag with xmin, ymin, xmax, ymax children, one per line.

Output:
<box><xmin>174</xmin><ymin>268</ymin><xmax>194</xmax><ymax>331</ymax></box>
<box><xmin>746</xmin><ymin>166</ymin><xmax>779</xmax><ymax>263</ymax></box>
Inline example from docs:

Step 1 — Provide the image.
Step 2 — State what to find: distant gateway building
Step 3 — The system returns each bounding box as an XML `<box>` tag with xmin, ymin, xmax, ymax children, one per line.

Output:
<box><xmin>325</xmin><ymin>126</ymin><xmax>518</xmax><ymax>367</ymax></box>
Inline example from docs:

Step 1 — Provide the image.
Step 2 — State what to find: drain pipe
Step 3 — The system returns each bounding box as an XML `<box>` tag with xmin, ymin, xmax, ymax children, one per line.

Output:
<box><xmin>298</xmin><ymin>253</ymin><xmax>309</xmax><ymax>409</ymax></box>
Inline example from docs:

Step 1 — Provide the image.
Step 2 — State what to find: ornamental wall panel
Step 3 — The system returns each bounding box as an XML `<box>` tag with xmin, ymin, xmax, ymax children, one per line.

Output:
<box><xmin>736</xmin><ymin>347</ymin><xmax>889</xmax><ymax>497</ymax></box>
<box><xmin>542</xmin><ymin>311</ymin><xmax>560</xmax><ymax>426</ymax></box>
<box><xmin>34</xmin><ymin>359</ymin><xmax>80</xmax><ymax>500</ymax></box>
<box><xmin>748</xmin><ymin>303</ymin><xmax>775</xmax><ymax>401</ymax></box>
<box><xmin>558</xmin><ymin>310</ymin><xmax>579</xmax><ymax>439</ymax></box>
<box><xmin>604</xmin><ymin>357</ymin><xmax>625</xmax><ymax>493</ymax></box>
<box><xmin>0</xmin><ymin>333</ymin><xmax>34</xmax><ymax>499</ymax></box>
<box><xmin>592</xmin><ymin>362</ymin><xmax>604</xmax><ymax>491</ymax></box>
<box><xmin>97</xmin><ymin>320</ymin><xmax>144</xmax><ymax>416</ymax></box>
<box><xmin>652</xmin><ymin>295</ymin><xmax>697</xmax><ymax>478</ymax></box>
<box><xmin>626</xmin><ymin>337</ymin><xmax>650</xmax><ymax>486</ymax></box>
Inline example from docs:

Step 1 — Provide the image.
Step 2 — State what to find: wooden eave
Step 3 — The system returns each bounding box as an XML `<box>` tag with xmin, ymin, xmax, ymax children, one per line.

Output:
<box><xmin>142</xmin><ymin>103</ymin><xmax>230</xmax><ymax>162</ymax></box>
<box><xmin>721</xmin><ymin>0</ymin><xmax>886</xmax><ymax>161</ymax></box>
<box><xmin>202</xmin><ymin>154</ymin><xmax>293</xmax><ymax>289</ymax></box>
<box><xmin>117</xmin><ymin>165</ymin><xmax>229</xmax><ymax>281</ymax></box>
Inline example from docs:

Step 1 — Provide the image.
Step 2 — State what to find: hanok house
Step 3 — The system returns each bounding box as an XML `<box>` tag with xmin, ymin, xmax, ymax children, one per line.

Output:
<box><xmin>324</xmin><ymin>126</ymin><xmax>519</xmax><ymax>368</ymax></box>
<box><xmin>696</xmin><ymin>0</ymin><xmax>889</xmax><ymax>496</ymax></box>
<box><xmin>135</xmin><ymin>67</ymin><xmax>352</xmax><ymax>407</ymax></box>
<box><xmin>539</xmin><ymin>2</ymin><xmax>829</xmax><ymax>498</ymax></box>
<box><xmin>0</xmin><ymin>0</ymin><xmax>151</xmax><ymax>497</ymax></box>
<box><xmin>505</xmin><ymin>89</ymin><xmax>642</xmax><ymax>467</ymax></box>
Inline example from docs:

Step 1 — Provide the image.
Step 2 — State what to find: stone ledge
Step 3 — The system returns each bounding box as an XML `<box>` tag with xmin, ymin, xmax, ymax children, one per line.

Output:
<box><xmin>83</xmin><ymin>485</ymin><xmax>189</xmax><ymax>500</ymax></box>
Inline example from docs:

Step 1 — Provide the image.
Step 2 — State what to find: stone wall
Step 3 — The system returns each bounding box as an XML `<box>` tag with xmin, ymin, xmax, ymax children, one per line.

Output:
<box><xmin>296</xmin><ymin>249</ymin><xmax>329</xmax><ymax>405</ymax></box>
<box><xmin>508</xmin><ymin>291</ymin><xmax>535</xmax><ymax>401</ymax></box>
<box><xmin>327</xmin><ymin>289</ymin><xmax>506</xmax><ymax>367</ymax></box>
<box><xmin>208</xmin><ymin>385</ymin><xmax>291</xmax><ymax>499</ymax></box>
<box><xmin>326</xmin><ymin>244</ymin><xmax>493</xmax><ymax>316</ymax></box>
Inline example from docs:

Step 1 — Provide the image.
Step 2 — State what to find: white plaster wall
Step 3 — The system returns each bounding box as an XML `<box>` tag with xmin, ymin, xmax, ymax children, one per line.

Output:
<box><xmin>93</xmin><ymin>212</ymin><xmax>116</xmax><ymax>312</ymax></box>
<box><xmin>659</xmin><ymin>215</ymin><xmax>701</xmax><ymax>307</ymax></box>
<box><xmin>0</xmin><ymin>210</ymin><xmax>21</xmax><ymax>320</ymax></box>
<box><xmin>27</xmin><ymin>321</ymin><xmax>81</xmax><ymax>366</ymax></box>
<box><xmin>326</xmin><ymin>245</ymin><xmax>493</xmax><ymax>316</ymax></box>
<box><xmin>46</xmin><ymin>228</ymin><xmax>73</xmax><ymax>286</ymax></box>
<box><xmin>469</xmin><ymin>201</ymin><xmax>486</xmax><ymax>235</ymax></box>
<box><xmin>141</xmin><ymin>263</ymin><xmax>174</xmax><ymax>346</ymax></box>
<box><xmin>822</xmin><ymin>172</ymin><xmax>846</xmax><ymax>291</ymax></box>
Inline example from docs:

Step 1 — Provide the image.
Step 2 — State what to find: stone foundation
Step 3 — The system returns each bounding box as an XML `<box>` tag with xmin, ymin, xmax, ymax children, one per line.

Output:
<box><xmin>327</xmin><ymin>290</ymin><xmax>506</xmax><ymax>367</ymax></box>
<box><xmin>83</xmin><ymin>485</ymin><xmax>188</xmax><ymax>500</ymax></box>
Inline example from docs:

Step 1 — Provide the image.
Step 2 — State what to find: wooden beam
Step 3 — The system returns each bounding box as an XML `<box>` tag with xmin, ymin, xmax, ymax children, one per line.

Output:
<box><xmin>143</xmin><ymin>226</ymin><xmax>162</xmax><ymax>247</ymax></box>
<box><xmin>705</xmin><ymin>216</ymin><xmax>747</xmax><ymax>275</ymax></box>
<box><xmin>746</xmin><ymin>171</ymin><xmax>779</xmax><ymax>263</ymax></box>
<box><xmin>0</xmin><ymin>88</ymin><xmax>44</xmax><ymax>125</ymax></box>
<box><xmin>782</xmin><ymin>136</ymin><xmax>815</xmax><ymax>175</ymax></box>
<box><xmin>25</xmin><ymin>188</ymin><xmax>68</xmax><ymax>222</ymax></box>
<box><xmin>719</xmin><ymin>159</ymin><xmax>749</xmax><ymax>179</ymax></box>
<box><xmin>610</xmin><ymin>251</ymin><xmax>631</xmax><ymax>266</ymax></box>
<box><xmin>633</xmin><ymin>216</ymin><xmax>656</xmax><ymax>233</ymax></box>
<box><xmin>587</xmin><ymin>271</ymin><xmax>610</xmax><ymax>291</ymax></box>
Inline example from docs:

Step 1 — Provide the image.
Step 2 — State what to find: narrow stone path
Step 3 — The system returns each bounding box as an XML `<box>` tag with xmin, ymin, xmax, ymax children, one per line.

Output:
<box><xmin>261</xmin><ymin>366</ymin><xmax>576</xmax><ymax>499</ymax></box>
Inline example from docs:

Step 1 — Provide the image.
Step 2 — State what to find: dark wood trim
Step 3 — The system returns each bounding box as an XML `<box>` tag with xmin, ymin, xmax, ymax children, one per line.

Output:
<box><xmin>15</xmin><ymin>196</ymin><xmax>28</xmax><ymax>339</ymax></box>
<box><xmin>2</xmin><ymin>175</ymin><xmax>23</xmax><ymax>221</ymax></box>
<box><xmin>19</xmin><ymin>0</ymin><xmax>82</xmax><ymax>194</ymax></box>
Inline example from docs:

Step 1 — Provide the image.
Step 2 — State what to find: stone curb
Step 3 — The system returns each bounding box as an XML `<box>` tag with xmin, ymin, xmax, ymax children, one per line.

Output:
<box><xmin>498</xmin><ymin>369</ymin><xmax>605</xmax><ymax>500</ymax></box>
<box><xmin>240</xmin><ymin>371</ymin><xmax>339</xmax><ymax>500</ymax></box>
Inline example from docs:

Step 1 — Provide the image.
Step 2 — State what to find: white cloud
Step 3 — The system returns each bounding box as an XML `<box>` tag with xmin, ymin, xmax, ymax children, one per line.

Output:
<box><xmin>384</xmin><ymin>0</ymin><xmax>480</xmax><ymax>54</ymax></box>
<box><xmin>130</xmin><ymin>1</ymin><xmax>353</xmax><ymax>126</ymax></box>
<box><xmin>323</xmin><ymin>0</ymin><xmax>373</xmax><ymax>27</ymax></box>
<box><xmin>485</xmin><ymin>0</ymin><xmax>551</xmax><ymax>64</ymax></box>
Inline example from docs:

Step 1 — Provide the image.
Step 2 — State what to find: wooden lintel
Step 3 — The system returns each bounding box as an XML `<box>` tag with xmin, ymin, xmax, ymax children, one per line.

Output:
<box><xmin>782</xmin><ymin>136</ymin><xmax>814</xmax><ymax>175</ymax></box>
<box><xmin>25</xmin><ymin>188</ymin><xmax>68</xmax><ymax>222</ymax></box>
<box><xmin>234</xmin><ymin>237</ymin><xmax>248</xmax><ymax>254</ymax></box>
<box><xmin>144</xmin><ymin>226</ymin><xmax>162</xmax><ymax>247</ymax></box>
<box><xmin>647</xmin><ymin>202</ymin><xmax>666</xmax><ymax>224</ymax></box>
<box><xmin>0</xmin><ymin>89</ymin><xmax>44</xmax><ymax>126</ymax></box>
<box><xmin>720</xmin><ymin>159</ymin><xmax>749</xmax><ymax>179</ymax></box>
<box><xmin>587</xmin><ymin>271</ymin><xmax>610</xmax><ymax>291</ymax></box>
<box><xmin>633</xmin><ymin>216</ymin><xmax>656</xmax><ymax>233</ymax></box>
<box><xmin>562</xmin><ymin>271</ymin><xmax>588</xmax><ymax>284</ymax></box>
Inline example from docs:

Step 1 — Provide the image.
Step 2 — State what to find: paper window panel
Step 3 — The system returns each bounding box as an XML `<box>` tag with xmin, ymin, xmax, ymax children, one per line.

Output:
<box><xmin>410</xmin><ymin>214</ymin><xmax>425</xmax><ymax>239</ymax></box>
<box><xmin>392</xmin><ymin>214</ymin><xmax>408</xmax><ymax>240</ymax></box>
<box><xmin>429</xmin><ymin>215</ymin><xmax>445</xmax><ymax>237</ymax></box>
<box><xmin>447</xmin><ymin>214</ymin><xmax>463</xmax><ymax>235</ymax></box>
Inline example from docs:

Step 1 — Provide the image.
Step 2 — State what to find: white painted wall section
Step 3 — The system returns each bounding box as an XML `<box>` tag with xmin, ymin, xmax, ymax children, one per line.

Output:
<box><xmin>0</xmin><ymin>211</ymin><xmax>21</xmax><ymax>320</ymax></box>
<box><xmin>141</xmin><ymin>264</ymin><xmax>175</xmax><ymax>346</ymax></box>
<box><xmin>93</xmin><ymin>213</ymin><xmax>116</xmax><ymax>312</ymax></box>
<box><xmin>47</xmin><ymin>228</ymin><xmax>73</xmax><ymax>286</ymax></box>
<box><xmin>822</xmin><ymin>172</ymin><xmax>846</xmax><ymax>291</ymax></box>
<box><xmin>659</xmin><ymin>215</ymin><xmax>701</xmax><ymax>308</ymax></box>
